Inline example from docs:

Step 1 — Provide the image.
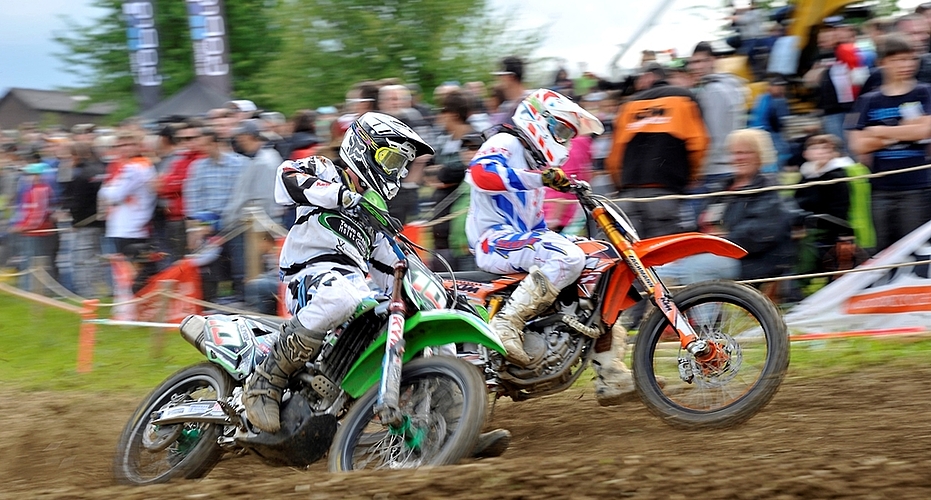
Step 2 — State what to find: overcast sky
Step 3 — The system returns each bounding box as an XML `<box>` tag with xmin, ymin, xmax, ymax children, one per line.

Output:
<box><xmin>1</xmin><ymin>0</ymin><xmax>926</xmax><ymax>96</ymax></box>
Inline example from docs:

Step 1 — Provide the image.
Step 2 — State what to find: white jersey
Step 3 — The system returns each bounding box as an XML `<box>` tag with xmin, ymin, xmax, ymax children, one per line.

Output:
<box><xmin>464</xmin><ymin>132</ymin><xmax>547</xmax><ymax>248</ymax></box>
<box><xmin>275</xmin><ymin>156</ymin><xmax>393</xmax><ymax>288</ymax></box>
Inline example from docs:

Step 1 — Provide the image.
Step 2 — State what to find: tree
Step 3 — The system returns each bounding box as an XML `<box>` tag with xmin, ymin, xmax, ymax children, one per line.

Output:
<box><xmin>55</xmin><ymin>0</ymin><xmax>537</xmax><ymax>119</ymax></box>
<box><xmin>874</xmin><ymin>0</ymin><xmax>900</xmax><ymax>17</ymax></box>
<box><xmin>55</xmin><ymin>0</ymin><xmax>281</xmax><ymax>121</ymax></box>
<box><xmin>256</xmin><ymin>0</ymin><xmax>541</xmax><ymax>114</ymax></box>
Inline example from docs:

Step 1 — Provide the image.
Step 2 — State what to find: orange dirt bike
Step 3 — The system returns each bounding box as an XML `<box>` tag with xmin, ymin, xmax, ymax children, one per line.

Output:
<box><xmin>442</xmin><ymin>179</ymin><xmax>790</xmax><ymax>429</ymax></box>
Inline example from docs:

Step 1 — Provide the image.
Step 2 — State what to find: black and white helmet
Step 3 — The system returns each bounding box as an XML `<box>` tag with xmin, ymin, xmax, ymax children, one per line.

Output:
<box><xmin>339</xmin><ymin>112</ymin><xmax>434</xmax><ymax>200</ymax></box>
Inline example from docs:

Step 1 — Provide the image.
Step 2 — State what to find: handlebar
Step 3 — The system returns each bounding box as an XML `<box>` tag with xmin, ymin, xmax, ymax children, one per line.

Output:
<box><xmin>358</xmin><ymin>196</ymin><xmax>405</xmax><ymax>235</ymax></box>
<box><xmin>567</xmin><ymin>177</ymin><xmax>597</xmax><ymax>210</ymax></box>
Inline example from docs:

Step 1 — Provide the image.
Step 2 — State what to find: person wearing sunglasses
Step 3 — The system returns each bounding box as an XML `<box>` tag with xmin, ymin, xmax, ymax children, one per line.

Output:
<box><xmin>464</xmin><ymin>89</ymin><xmax>643</xmax><ymax>406</ymax></box>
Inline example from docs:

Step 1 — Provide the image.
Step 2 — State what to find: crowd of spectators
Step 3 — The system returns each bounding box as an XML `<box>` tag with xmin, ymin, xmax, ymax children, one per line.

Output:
<box><xmin>4</xmin><ymin>3</ymin><xmax>931</xmax><ymax>313</ymax></box>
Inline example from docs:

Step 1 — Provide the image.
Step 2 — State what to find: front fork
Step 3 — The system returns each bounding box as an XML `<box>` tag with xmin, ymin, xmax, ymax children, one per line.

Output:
<box><xmin>374</xmin><ymin>260</ymin><xmax>408</xmax><ymax>427</ymax></box>
<box><xmin>590</xmin><ymin>208</ymin><xmax>715</xmax><ymax>361</ymax></box>
<box><xmin>373</xmin><ymin>260</ymin><xmax>431</xmax><ymax>449</ymax></box>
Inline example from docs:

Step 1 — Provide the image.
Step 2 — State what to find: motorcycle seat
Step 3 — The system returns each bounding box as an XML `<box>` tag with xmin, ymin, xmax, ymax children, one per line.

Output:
<box><xmin>436</xmin><ymin>270</ymin><xmax>503</xmax><ymax>283</ymax></box>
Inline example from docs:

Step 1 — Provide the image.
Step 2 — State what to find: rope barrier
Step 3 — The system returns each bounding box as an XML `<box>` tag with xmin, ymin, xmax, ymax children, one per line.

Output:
<box><xmin>0</xmin><ymin>268</ymin><xmax>33</xmax><ymax>278</ymax></box>
<box><xmin>84</xmin><ymin>318</ymin><xmax>181</xmax><ymax>329</ymax></box>
<box><xmin>736</xmin><ymin>258</ymin><xmax>931</xmax><ymax>285</ymax></box>
<box><xmin>31</xmin><ymin>267</ymin><xmax>86</xmax><ymax>304</ymax></box>
<box><xmin>245</xmin><ymin>207</ymin><xmax>289</xmax><ymax>239</ymax></box>
<box><xmin>3</xmin><ymin>160</ymin><xmax>931</xmax><ymax>331</ymax></box>
<box><xmin>603</xmin><ymin>161</ymin><xmax>931</xmax><ymax>203</ymax></box>
<box><xmin>407</xmin><ymin>161</ymin><xmax>931</xmax><ymax>228</ymax></box>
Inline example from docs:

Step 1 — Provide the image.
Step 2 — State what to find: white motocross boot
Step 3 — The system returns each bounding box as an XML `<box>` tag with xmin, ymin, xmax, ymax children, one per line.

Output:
<box><xmin>591</xmin><ymin>323</ymin><xmax>637</xmax><ymax>407</ymax></box>
<box><xmin>490</xmin><ymin>267</ymin><xmax>559</xmax><ymax>367</ymax></box>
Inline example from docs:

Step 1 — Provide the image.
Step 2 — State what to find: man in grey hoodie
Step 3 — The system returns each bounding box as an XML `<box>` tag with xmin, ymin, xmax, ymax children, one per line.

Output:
<box><xmin>689</xmin><ymin>42</ymin><xmax>748</xmax><ymax>193</ymax></box>
<box><xmin>226</xmin><ymin>119</ymin><xmax>284</xmax><ymax>228</ymax></box>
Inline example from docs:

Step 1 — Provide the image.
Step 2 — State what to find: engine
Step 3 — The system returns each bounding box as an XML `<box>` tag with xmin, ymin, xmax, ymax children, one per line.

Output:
<box><xmin>494</xmin><ymin>301</ymin><xmax>596</xmax><ymax>400</ymax></box>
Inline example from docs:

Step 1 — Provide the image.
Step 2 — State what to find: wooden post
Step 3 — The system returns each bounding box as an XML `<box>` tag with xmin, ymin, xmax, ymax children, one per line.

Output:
<box><xmin>245</xmin><ymin>212</ymin><xmax>262</xmax><ymax>282</ymax></box>
<box><xmin>152</xmin><ymin>279</ymin><xmax>177</xmax><ymax>358</ymax></box>
<box><xmin>30</xmin><ymin>255</ymin><xmax>50</xmax><ymax>296</ymax></box>
<box><xmin>76</xmin><ymin>299</ymin><xmax>99</xmax><ymax>373</ymax></box>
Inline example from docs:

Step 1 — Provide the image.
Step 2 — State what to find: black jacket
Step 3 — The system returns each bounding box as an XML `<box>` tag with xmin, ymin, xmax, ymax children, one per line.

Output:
<box><xmin>64</xmin><ymin>159</ymin><xmax>105</xmax><ymax>228</ymax></box>
<box><xmin>701</xmin><ymin>174</ymin><xmax>796</xmax><ymax>280</ymax></box>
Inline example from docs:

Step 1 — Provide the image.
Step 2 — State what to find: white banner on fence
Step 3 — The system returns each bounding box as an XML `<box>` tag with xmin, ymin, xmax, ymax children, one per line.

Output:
<box><xmin>785</xmin><ymin>220</ymin><xmax>931</xmax><ymax>335</ymax></box>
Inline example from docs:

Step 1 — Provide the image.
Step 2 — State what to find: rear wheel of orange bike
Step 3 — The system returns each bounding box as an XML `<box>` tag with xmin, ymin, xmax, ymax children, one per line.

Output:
<box><xmin>632</xmin><ymin>281</ymin><xmax>789</xmax><ymax>429</ymax></box>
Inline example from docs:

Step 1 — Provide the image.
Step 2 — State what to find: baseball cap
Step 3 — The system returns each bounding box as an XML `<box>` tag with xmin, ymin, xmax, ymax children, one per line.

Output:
<box><xmin>232</xmin><ymin>119</ymin><xmax>264</xmax><ymax>139</ymax></box>
<box><xmin>638</xmin><ymin>62</ymin><xmax>666</xmax><ymax>79</ymax></box>
<box><xmin>227</xmin><ymin>99</ymin><xmax>258</xmax><ymax>113</ymax></box>
<box><xmin>769</xmin><ymin>75</ymin><xmax>788</xmax><ymax>86</ymax></box>
<box><xmin>259</xmin><ymin>111</ymin><xmax>285</xmax><ymax>125</ymax></box>
<box><xmin>21</xmin><ymin>163</ymin><xmax>47</xmax><ymax>175</ymax></box>
<box><xmin>491</xmin><ymin>56</ymin><xmax>524</xmax><ymax>81</ymax></box>
<box><xmin>823</xmin><ymin>15</ymin><xmax>844</xmax><ymax>27</ymax></box>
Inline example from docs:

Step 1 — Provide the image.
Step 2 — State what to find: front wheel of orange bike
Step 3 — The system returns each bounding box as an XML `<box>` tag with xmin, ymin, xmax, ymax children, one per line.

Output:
<box><xmin>632</xmin><ymin>281</ymin><xmax>789</xmax><ymax>429</ymax></box>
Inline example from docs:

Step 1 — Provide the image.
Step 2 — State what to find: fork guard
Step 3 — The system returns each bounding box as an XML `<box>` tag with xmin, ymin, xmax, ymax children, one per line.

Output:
<box><xmin>340</xmin><ymin>309</ymin><xmax>505</xmax><ymax>398</ymax></box>
<box><xmin>601</xmin><ymin>232</ymin><xmax>747</xmax><ymax>325</ymax></box>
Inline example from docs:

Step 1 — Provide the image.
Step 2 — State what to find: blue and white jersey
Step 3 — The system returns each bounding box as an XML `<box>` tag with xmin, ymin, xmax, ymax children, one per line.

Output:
<box><xmin>464</xmin><ymin>133</ymin><xmax>548</xmax><ymax>247</ymax></box>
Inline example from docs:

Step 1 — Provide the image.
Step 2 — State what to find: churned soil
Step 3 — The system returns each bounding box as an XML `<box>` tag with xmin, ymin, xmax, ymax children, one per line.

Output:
<box><xmin>2</xmin><ymin>366</ymin><xmax>931</xmax><ymax>499</ymax></box>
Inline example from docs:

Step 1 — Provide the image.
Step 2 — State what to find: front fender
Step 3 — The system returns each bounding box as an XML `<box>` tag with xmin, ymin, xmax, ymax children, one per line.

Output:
<box><xmin>340</xmin><ymin>310</ymin><xmax>504</xmax><ymax>398</ymax></box>
<box><xmin>601</xmin><ymin>233</ymin><xmax>747</xmax><ymax>325</ymax></box>
<box><xmin>635</xmin><ymin>232</ymin><xmax>747</xmax><ymax>266</ymax></box>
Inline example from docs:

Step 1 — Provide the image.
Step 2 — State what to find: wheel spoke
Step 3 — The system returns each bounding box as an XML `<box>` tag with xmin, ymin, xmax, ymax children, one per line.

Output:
<box><xmin>345</xmin><ymin>372</ymin><xmax>465</xmax><ymax>470</ymax></box>
<box><xmin>119</xmin><ymin>372</ymin><xmax>223</xmax><ymax>484</ymax></box>
<box><xmin>662</xmin><ymin>300</ymin><xmax>765</xmax><ymax>411</ymax></box>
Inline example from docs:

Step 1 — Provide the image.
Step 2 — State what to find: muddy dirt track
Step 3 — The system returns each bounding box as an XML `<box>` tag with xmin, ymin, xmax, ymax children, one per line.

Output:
<box><xmin>2</xmin><ymin>366</ymin><xmax>931</xmax><ymax>499</ymax></box>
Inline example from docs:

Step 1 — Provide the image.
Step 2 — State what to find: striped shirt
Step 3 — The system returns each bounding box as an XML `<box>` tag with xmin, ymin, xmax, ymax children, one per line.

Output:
<box><xmin>183</xmin><ymin>151</ymin><xmax>245</xmax><ymax>227</ymax></box>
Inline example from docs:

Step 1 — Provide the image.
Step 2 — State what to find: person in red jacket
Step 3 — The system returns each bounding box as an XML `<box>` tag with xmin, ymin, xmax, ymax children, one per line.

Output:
<box><xmin>155</xmin><ymin>121</ymin><xmax>205</xmax><ymax>261</ymax></box>
<box><xmin>11</xmin><ymin>162</ymin><xmax>56</xmax><ymax>291</ymax></box>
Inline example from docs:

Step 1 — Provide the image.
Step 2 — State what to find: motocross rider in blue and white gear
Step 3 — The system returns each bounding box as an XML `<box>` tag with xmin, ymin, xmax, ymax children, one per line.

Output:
<box><xmin>466</xmin><ymin>89</ymin><xmax>637</xmax><ymax>405</ymax></box>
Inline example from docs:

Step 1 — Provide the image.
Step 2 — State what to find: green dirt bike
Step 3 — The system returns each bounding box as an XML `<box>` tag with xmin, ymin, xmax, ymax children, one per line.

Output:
<box><xmin>113</xmin><ymin>191</ymin><xmax>505</xmax><ymax>484</ymax></box>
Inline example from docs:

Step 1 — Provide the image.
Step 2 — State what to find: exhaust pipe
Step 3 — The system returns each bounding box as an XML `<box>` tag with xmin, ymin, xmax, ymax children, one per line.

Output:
<box><xmin>179</xmin><ymin>314</ymin><xmax>208</xmax><ymax>355</ymax></box>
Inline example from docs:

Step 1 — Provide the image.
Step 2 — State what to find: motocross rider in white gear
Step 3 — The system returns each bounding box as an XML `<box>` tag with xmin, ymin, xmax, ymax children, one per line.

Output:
<box><xmin>242</xmin><ymin>112</ymin><xmax>511</xmax><ymax>454</ymax></box>
<box><xmin>465</xmin><ymin>89</ymin><xmax>635</xmax><ymax>405</ymax></box>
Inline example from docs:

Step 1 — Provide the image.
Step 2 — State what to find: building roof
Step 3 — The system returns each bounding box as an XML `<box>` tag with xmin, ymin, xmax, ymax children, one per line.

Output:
<box><xmin>1</xmin><ymin>88</ymin><xmax>117</xmax><ymax>115</ymax></box>
<box><xmin>137</xmin><ymin>81</ymin><xmax>231</xmax><ymax>122</ymax></box>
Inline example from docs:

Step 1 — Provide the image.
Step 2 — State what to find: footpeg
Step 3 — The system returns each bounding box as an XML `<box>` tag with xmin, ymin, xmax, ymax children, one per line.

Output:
<box><xmin>310</xmin><ymin>374</ymin><xmax>339</xmax><ymax>400</ymax></box>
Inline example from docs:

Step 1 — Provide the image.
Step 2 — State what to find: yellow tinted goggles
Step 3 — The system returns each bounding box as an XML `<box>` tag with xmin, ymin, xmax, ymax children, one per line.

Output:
<box><xmin>374</xmin><ymin>145</ymin><xmax>416</xmax><ymax>173</ymax></box>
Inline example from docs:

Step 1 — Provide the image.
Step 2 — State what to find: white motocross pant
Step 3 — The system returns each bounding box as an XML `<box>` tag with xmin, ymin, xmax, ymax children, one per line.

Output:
<box><xmin>474</xmin><ymin>228</ymin><xmax>585</xmax><ymax>290</ymax></box>
<box><xmin>285</xmin><ymin>263</ymin><xmax>376</xmax><ymax>336</ymax></box>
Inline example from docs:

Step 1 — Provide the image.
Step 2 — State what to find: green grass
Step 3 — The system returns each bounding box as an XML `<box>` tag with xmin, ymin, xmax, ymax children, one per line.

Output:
<box><xmin>3</xmin><ymin>291</ymin><xmax>931</xmax><ymax>394</ymax></box>
<box><xmin>0</xmin><ymin>294</ymin><xmax>203</xmax><ymax>393</ymax></box>
<box><xmin>788</xmin><ymin>336</ymin><xmax>931</xmax><ymax>378</ymax></box>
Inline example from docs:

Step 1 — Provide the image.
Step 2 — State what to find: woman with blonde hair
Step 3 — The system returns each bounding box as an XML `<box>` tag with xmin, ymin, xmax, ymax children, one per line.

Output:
<box><xmin>657</xmin><ymin>128</ymin><xmax>795</xmax><ymax>285</ymax></box>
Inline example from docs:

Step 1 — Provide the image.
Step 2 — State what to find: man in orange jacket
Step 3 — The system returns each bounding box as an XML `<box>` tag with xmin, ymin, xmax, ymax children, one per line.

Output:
<box><xmin>605</xmin><ymin>63</ymin><xmax>709</xmax><ymax>239</ymax></box>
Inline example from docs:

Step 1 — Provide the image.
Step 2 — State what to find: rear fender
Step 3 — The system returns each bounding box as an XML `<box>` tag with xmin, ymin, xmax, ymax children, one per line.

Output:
<box><xmin>340</xmin><ymin>310</ymin><xmax>504</xmax><ymax>398</ymax></box>
<box><xmin>601</xmin><ymin>233</ymin><xmax>746</xmax><ymax>325</ymax></box>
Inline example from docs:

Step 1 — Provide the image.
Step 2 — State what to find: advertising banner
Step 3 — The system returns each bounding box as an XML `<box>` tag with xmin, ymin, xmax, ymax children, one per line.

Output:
<box><xmin>785</xmin><ymin>220</ymin><xmax>931</xmax><ymax>336</ymax></box>
<box><xmin>186</xmin><ymin>0</ymin><xmax>232</xmax><ymax>96</ymax></box>
<box><xmin>123</xmin><ymin>0</ymin><xmax>162</xmax><ymax>110</ymax></box>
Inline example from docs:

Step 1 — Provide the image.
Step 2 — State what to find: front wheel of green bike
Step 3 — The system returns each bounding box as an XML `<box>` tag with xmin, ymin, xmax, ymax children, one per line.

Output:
<box><xmin>328</xmin><ymin>356</ymin><xmax>486</xmax><ymax>472</ymax></box>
